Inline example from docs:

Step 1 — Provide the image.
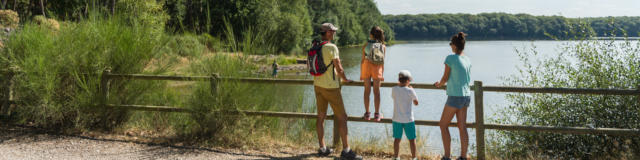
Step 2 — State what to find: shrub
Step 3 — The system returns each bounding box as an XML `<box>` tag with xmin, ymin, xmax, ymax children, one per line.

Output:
<box><xmin>116</xmin><ymin>0</ymin><xmax>169</xmax><ymax>35</ymax></box>
<box><xmin>33</xmin><ymin>15</ymin><xmax>60</xmax><ymax>31</ymax></box>
<box><xmin>490</xmin><ymin>21</ymin><xmax>640</xmax><ymax>159</ymax></box>
<box><xmin>0</xmin><ymin>10</ymin><xmax>19</xmax><ymax>29</ymax></box>
<box><xmin>164</xmin><ymin>34</ymin><xmax>205</xmax><ymax>58</ymax></box>
<box><xmin>2</xmin><ymin>15</ymin><xmax>169</xmax><ymax>130</ymax></box>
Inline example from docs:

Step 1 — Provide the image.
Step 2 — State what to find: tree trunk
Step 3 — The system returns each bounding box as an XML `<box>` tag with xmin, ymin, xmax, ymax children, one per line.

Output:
<box><xmin>40</xmin><ymin>0</ymin><xmax>45</xmax><ymax>17</ymax></box>
<box><xmin>1</xmin><ymin>0</ymin><xmax>7</xmax><ymax>10</ymax></box>
<box><xmin>112</xmin><ymin>0</ymin><xmax>116</xmax><ymax>15</ymax></box>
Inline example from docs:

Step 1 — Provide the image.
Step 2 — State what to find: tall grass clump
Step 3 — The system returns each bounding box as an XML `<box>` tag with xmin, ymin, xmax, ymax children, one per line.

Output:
<box><xmin>172</xmin><ymin>53</ymin><xmax>308</xmax><ymax>146</ymax></box>
<box><xmin>489</xmin><ymin>21</ymin><xmax>640</xmax><ymax>159</ymax></box>
<box><xmin>2</xmin><ymin>15</ymin><xmax>171</xmax><ymax>130</ymax></box>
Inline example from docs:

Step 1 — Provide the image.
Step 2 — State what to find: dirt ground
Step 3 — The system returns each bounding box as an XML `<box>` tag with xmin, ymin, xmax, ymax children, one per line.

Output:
<box><xmin>0</xmin><ymin>125</ymin><xmax>391</xmax><ymax>160</ymax></box>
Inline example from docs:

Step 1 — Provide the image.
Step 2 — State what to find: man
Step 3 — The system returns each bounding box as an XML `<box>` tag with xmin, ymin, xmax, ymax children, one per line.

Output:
<box><xmin>313</xmin><ymin>23</ymin><xmax>362</xmax><ymax>160</ymax></box>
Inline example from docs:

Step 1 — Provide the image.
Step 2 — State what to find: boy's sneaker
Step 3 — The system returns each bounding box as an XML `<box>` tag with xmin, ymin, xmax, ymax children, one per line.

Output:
<box><xmin>317</xmin><ymin>147</ymin><xmax>333</xmax><ymax>156</ymax></box>
<box><xmin>441</xmin><ymin>156</ymin><xmax>451</xmax><ymax>160</ymax></box>
<box><xmin>340</xmin><ymin>149</ymin><xmax>363</xmax><ymax>160</ymax></box>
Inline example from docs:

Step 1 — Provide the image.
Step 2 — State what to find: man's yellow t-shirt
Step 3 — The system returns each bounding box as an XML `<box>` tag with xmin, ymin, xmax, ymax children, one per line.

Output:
<box><xmin>313</xmin><ymin>42</ymin><xmax>341</xmax><ymax>89</ymax></box>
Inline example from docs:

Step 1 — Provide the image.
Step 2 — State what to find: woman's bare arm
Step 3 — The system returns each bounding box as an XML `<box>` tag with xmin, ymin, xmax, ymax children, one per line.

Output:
<box><xmin>435</xmin><ymin>64</ymin><xmax>451</xmax><ymax>88</ymax></box>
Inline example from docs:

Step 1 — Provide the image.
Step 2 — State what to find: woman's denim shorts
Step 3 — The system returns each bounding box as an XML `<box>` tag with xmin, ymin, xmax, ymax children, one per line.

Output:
<box><xmin>446</xmin><ymin>96</ymin><xmax>471</xmax><ymax>109</ymax></box>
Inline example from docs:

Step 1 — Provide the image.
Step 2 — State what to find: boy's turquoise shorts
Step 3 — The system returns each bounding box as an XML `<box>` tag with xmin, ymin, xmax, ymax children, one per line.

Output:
<box><xmin>392</xmin><ymin>121</ymin><xmax>416</xmax><ymax>140</ymax></box>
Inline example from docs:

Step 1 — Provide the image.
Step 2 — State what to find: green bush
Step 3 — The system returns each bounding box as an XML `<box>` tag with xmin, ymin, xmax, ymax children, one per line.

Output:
<box><xmin>33</xmin><ymin>15</ymin><xmax>60</xmax><ymax>31</ymax></box>
<box><xmin>116</xmin><ymin>0</ymin><xmax>169</xmax><ymax>35</ymax></box>
<box><xmin>164</xmin><ymin>34</ymin><xmax>205</xmax><ymax>58</ymax></box>
<box><xmin>2</xmin><ymin>15</ymin><xmax>170</xmax><ymax>130</ymax></box>
<box><xmin>490</xmin><ymin>21</ymin><xmax>640</xmax><ymax>159</ymax></box>
<box><xmin>0</xmin><ymin>10</ymin><xmax>19</xmax><ymax>29</ymax></box>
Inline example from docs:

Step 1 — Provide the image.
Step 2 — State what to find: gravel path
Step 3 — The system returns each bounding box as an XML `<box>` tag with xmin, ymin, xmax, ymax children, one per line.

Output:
<box><xmin>0</xmin><ymin>125</ymin><xmax>382</xmax><ymax>160</ymax></box>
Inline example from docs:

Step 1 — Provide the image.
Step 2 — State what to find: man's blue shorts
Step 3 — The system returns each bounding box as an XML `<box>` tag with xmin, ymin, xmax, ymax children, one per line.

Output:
<box><xmin>392</xmin><ymin>121</ymin><xmax>416</xmax><ymax>140</ymax></box>
<box><xmin>446</xmin><ymin>96</ymin><xmax>471</xmax><ymax>109</ymax></box>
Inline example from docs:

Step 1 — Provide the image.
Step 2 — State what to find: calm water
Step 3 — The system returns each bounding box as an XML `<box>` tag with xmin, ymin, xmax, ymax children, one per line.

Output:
<box><xmin>293</xmin><ymin>40</ymin><xmax>564</xmax><ymax>154</ymax></box>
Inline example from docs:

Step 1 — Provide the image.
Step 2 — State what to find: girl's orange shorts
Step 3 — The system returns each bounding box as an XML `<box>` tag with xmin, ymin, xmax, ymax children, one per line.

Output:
<box><xmin>360</xmin><ymin>60</ymin><xmax>384</xmax><ymax>81</ymax></box>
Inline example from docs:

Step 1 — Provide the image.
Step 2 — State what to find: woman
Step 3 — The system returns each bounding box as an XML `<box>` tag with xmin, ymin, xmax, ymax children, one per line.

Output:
<box><xmin>361</xmin><ymin>26</ymin><xmax>386</xmax><ymax>121</ymax></box>
<box><xmin>435</xmin><ymin>32</ymin><xmax>471</xmax><ymax>160</ymax></box>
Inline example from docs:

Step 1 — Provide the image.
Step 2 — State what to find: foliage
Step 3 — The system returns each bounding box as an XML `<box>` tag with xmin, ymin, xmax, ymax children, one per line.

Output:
<box><xmin>1</xmin><ymin>15</ymin><xmax>170</xmax><ymax>130</ymax></box>
<box><xmin>384</xmin><ymin>13</ymin><xmax>640</xmax><ymax>40</ymax></box>
<box><xmin>116</xmin><ymin>0</ymin><xmax>168</xmax><ymax>35</ymax></box>
<box><xmin>33</xmin><ymin>15</ymin><xmax>59</xmax><ymax>31</ymax></box>
<box><xmin>489</xmin><ymin>21</ymin><xmax>640</xmax><ymax>159</ymax></box>
<box><xmin>0</xmin><ymin>10</ymin><xmax>19</xmax><ymax>28</ymax></box>
<box><xmin>163</xmin><ymin>33</ymin><xmax>205</xmax><ymax>58</ymax></box>
<box><xmin>308</xmin><ymin>0</ymin><xmax>394</xmax><ymax>46</ymax></box>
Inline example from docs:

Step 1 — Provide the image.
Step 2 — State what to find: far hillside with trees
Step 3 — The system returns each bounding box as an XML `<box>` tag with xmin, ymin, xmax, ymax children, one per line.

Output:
<box><xmin>384</xmin><ymin>13</ymin><xmax>640</xmax><ymax>40</ymax></box>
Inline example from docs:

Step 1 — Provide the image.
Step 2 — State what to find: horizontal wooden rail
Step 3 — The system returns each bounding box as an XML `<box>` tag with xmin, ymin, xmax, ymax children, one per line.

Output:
<box><xmin>105</xmin><ymin>74</ymin><xmax>640</xmax><ymax>95</ymax></box>
<box><xmin>107</xmin><ymin>104</ymin><xmax>640</xmax><ymax>136</ymax></box>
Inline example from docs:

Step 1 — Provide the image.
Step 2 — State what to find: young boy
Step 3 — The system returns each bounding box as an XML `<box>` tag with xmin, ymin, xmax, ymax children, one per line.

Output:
<box><xmin>391</xmin><ymin>70</ymin><xmax>419</xmax><ymax>160</ymax></box>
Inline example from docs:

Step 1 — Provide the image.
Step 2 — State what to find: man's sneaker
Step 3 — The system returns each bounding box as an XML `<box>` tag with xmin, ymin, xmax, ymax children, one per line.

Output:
<box><xmin>340</xmin><ymin>149</ymin><xmax>363</xmax><ymax>160</ymax></box>
<box><xmin>317</xmin><ymin>147</ymin><xmax>333</xmax><ymax>156</ymax></box>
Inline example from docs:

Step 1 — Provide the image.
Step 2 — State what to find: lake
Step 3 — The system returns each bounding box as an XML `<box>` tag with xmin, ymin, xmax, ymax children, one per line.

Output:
<box><xmin>291</xmin><ymin>40</ymin><xmax>565</xmax><ymax>154</ymax></box>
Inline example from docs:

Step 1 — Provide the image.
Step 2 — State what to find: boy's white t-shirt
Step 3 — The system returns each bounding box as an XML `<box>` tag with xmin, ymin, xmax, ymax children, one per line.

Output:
<box><xmin>391</xmin><ymin>86</ymin><xmax>418</xmax><ymax>123</ymax></box>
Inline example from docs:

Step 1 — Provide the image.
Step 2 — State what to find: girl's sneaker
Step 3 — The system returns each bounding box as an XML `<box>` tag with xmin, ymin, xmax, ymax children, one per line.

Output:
<box><xmin>363</xmin><ymin>112</ymin><xmax>371</xmax><ymax>120</ymax></box>
<box><xmin>374</xmin><ymin>112</ymin><xmax>383</xmax><ymax>121</ymax></box>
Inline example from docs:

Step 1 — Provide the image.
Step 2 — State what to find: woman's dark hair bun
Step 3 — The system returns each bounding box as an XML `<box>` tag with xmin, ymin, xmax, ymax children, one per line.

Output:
<box><xmin>457</xmin><ymin>32</ymin><xmax>466</xmax><ymax>39</ymax></box>
<box><xmin>450</xmin><ymin>32</ymin><xmax>467</xmax><ymax>54</ymax></box>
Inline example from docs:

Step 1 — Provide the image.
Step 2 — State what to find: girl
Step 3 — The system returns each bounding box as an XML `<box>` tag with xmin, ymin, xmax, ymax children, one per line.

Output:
<box><xmin>435</xmin><ymin>32</ymin><xmax>471</xmax><ymax>160</ymax></box>
<box><xmin>361</xmin><ymin>26</ymin><xmax>386</xmax><ymax>121</ymax></box>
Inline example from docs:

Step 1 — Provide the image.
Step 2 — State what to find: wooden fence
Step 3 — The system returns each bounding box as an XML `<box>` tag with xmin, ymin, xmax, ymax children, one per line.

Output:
<box><xmin>3</xmin><ymin>70</ymin><xmax>640</xmax><ymax>160</ymax></box>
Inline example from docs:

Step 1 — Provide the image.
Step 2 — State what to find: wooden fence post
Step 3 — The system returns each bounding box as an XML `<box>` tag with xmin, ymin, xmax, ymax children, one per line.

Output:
<box><xmin>332</xmin><ymin>115</ymin><xmax>341</xmax><ymax>148</ymax></box>
<box><xmin>474</xmin><ymin>81</ymin><xmax>485</xmax><ymax>160</ymax></box>
<box><xmin>210</xmin><ymin>73</ymin><xmax>219</xmax><ymax>95</ymax></box>
<box><xmin>100</xmin><ymin>69</ymin><xmax>111</xmax><ymax>107</ymax></box>
<box><xmin>1</xmin><ymin>71</ymin><xmax>14</xmax><ymax>116</ymax></box>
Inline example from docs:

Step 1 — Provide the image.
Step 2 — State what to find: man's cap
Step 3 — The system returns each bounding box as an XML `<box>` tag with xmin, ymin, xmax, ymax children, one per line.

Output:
<box><xmin>399</xmin><ymin>70</ymin><xmax>412</xmax><ymax>79</ymax></box>
<box><xmin>320</xmin><ymin>23</ymin><xmax>338</xmax><ymax>32</ymax></box>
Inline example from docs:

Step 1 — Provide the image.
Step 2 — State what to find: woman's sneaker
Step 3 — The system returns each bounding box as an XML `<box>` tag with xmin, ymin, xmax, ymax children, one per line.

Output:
<box><xmin>317</xmin><ymin>147</ymin><xmax>333</xmax><ymax>156</ymax></box>
<box><xmin>340</xmin><ymin>149</ymin><xmax>363</xmax><ymax>160</ymax></box>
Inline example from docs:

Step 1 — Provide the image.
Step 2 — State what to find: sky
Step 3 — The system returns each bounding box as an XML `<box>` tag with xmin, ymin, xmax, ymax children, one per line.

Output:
<box><xmin>373</xmin><ymin>0</ymin><xmax>640</xmax><ymax>18</ymax></box>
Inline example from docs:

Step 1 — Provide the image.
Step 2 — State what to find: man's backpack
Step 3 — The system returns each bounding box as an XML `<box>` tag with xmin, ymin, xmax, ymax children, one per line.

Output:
<box><xmin>307</xmin><ymin>41</ymin><xmax>334</xmax><ymax>80</ymax></box>
<box><xmin>365</xmin><ymin>40</ymin><xmax>385</xmax><ymax>65</ymax></box>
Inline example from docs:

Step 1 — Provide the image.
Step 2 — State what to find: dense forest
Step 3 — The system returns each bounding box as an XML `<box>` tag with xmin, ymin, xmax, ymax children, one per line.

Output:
<box><xmin>0</xmin><ymin>0</ymin><xmax>393</xmax><ymax>53</ymax></box>
<box><xmin>384</xmin><ymin>13</ymin><xmax>640</xmax><ymax>40</ymax></box>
